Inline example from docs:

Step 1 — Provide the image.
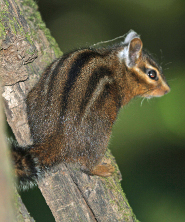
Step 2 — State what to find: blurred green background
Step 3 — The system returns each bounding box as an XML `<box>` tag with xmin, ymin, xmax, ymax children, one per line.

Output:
<box><xmin>20</xmin><ymin>0</ymin><xmax>185</xmax><ymax>221</ymax></box>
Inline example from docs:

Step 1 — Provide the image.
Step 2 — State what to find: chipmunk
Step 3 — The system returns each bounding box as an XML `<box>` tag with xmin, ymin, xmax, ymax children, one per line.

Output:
<box><xmin>12</xmin><ymin>30</ymin><xmax>170</xmax><ymax>188</ymax></box>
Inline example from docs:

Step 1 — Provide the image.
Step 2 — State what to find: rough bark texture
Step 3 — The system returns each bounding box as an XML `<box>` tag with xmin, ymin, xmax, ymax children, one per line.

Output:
<box><xmin>0</xmin><ymin>0</ymin><xmax>138</xmax><ymax>221</ymax></box>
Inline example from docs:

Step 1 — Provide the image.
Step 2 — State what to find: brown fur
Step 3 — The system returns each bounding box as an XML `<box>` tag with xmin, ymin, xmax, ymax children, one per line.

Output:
<box><xmin>12</xmin><ymin>31</ymin><xmax>170</xmax><ymax>187</ymax></box>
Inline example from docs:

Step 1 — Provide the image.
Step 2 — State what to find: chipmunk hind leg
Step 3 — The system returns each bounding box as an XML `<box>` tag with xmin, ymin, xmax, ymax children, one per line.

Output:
<box><xmin>78</xmin><ymin>155</ymin><xmax>115</xmax><ymax>177</ymax></box>
<box><xmin>90</xmin><ymin>163</ymin><xmax>115</xmax><ymax>177</ymax></box>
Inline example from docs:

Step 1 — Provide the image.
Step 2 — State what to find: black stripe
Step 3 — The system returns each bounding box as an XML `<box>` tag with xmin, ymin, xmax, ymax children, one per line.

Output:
<box><xmin>60</xmin><ymin>50</ymin><xmax>100</xmax><ymax>117</ymax></box>
<box><xmin>96</xmin><ymin>82</ymin><xmax>122</xmax><ymax>113</ymax></box>
<box><xmin>143</xmin><ymin>50</ymin><xmax>161</xmax><ymax>72</ymax></box>
<box><xmin>130</xmin><ymin>69</ymin><xmax>146</xmax><ymax>85</ymax></box>
<box><xmin>98</xmin><ymin>83</ymin><xmax>112</xmax><ymax>101</ymax></box>
<box><xmin>140</xmin><ymin>65</ymin><xmax>147</xmax><ymax>74</ymax></box>
<box><xmin>37</xmin><ymin>59</ymin><xmax>60</xmax><ymax>93</ymax></box>
<box><xmin>79</xmin><ymin>66</ymin><xmax>113</xmax><ymax>115</ymax></box>
<box><xmin>46</xmin><ymin>53</ymin><xmax>72</xmax><ymax>101</ymax></box>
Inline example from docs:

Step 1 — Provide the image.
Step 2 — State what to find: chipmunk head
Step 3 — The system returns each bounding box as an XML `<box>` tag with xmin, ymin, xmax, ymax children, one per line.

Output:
<box><xmin>118</xmin><ymin>30</ymin><xmax>170</xmax><ymax>98</ymax></box>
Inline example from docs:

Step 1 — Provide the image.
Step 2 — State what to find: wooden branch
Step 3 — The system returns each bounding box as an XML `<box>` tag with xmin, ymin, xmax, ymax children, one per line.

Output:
<box><xmin>0</xmin><ymin>0</ymin><xmax>139</xmax><ymax>221</ymax></box>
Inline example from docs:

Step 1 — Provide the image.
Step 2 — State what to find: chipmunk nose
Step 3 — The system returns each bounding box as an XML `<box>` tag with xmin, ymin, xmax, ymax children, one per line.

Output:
<box><xmin>164</xmin><ymin>85</ymin><xmax>170</xmax><ymax>94</ymax></box>
<box><xmin>164</xmin><ymin>89</ymin><xmax>169</xmax><ymax>94</ymax></box>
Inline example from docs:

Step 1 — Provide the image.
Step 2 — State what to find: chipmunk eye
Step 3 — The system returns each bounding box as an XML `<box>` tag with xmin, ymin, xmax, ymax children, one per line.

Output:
<box><xmin>147</xmin><ymin>70</ymin><xmax>158</xmax><ymax>80</ymax></box>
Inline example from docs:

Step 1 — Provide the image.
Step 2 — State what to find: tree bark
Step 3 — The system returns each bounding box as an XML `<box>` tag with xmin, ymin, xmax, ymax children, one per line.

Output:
<box><xmin>0</xmin><ymin>0</ymin><xmax>139</xmax><ymax>221</ymax></box>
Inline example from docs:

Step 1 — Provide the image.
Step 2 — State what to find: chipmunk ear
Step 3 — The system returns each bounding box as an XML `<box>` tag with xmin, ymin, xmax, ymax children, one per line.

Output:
<box><xmin>118</xmin><ymin>30</ymin><xmax>143</xmax><ymax>67</ymax></box>
<box><xmin>128</xmin><ymin>37</ymin><xmax>143</xmax><ymax>67</ymax></box>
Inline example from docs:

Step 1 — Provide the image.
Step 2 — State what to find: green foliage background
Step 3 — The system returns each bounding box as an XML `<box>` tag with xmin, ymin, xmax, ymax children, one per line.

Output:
<box><xmin>21</xmin><ymin>0</ymin><xmax>185</xmax><ymax>221</ymax></box>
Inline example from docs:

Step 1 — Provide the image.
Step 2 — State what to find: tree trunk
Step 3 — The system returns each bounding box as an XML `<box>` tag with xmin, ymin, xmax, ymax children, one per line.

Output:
<box><xmin>0</xmin><ymin>0</ymin><xmax>139</xmax><ymax>221</ymax></box>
